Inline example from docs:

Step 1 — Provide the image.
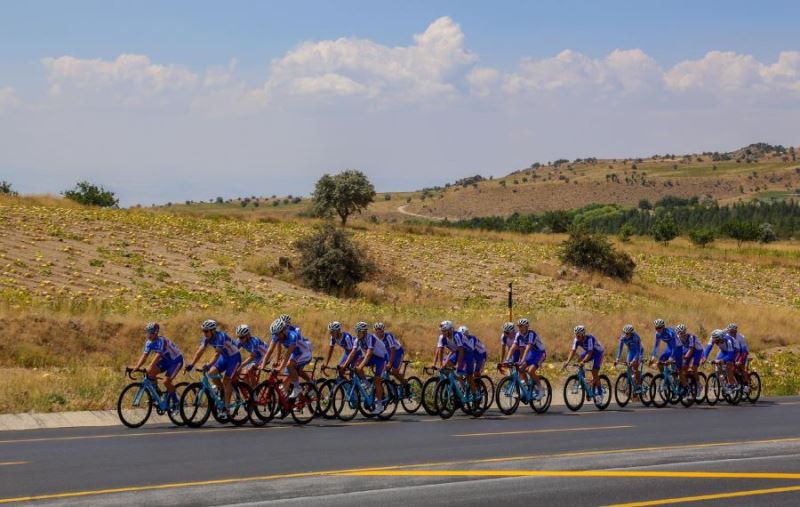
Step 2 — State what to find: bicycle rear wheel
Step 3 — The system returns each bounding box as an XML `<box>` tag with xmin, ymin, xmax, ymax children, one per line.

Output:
<box><xmin>563</xmin><ymin>375</ymin><xmax>585</xmax><ymax>411</ymax></box>
<box><xmin>530</xmin><ymin>376</ymin><xmax>552</xmax><ymax>414</ymax></box>
<box><xmin>401</xmin><ymin>376</ymin><xmax>423</xmax><ymax>413</ymax></box>
<box><xmin>180</xmin><ymin>383</ymin><xmax>211</xmax><ymax>428</ymax></box>
<box><xmin>291</xmin><ymin>382</ymin><xmax>319</xmax><ymax>425</ymax></box>
<box><xmin>377</xmin><ymin>381</ymin><xmax>399</xmax><ymax>420</ymax></box>
<box><xmin>639</xmin><ymin>373</ymin><xmax>654</xmax><ymax>407</ymax></box>
<box><xmin>165</xmin><ymin>382</ymin><xmax>188</xmax><ymax>427</ymax></box>
<box><xmin>479</xmin><ymin>375</ymin><xmax>495</xmax><ymax>410</ymax></box>
<box><xmin>421</xmin><ymin>377</ymin><xmax>439</xmax><ymax>416</ymax></box>
<box><xmin>679</xmin><ymin>379</ymin><xmax>695</xmax><ymax>408</ymax></box>
<box><xmin>317</xmin><ymin>379</ymin><xmax>337</xmax><ymax>419</ymax></box>
<box><xmin>251</xmin><ymin>381</ymin><xmax>277</xmax><ymax>424</ymax></box>
<box><xmin>469</xmin><ymin>378</ymin><xmax>489</xmax><ymax>418</ymax></box>
<box><xmin>706</xmin><ymin>373</ymin><xmax>721</xmax><ymax>406</ymax></box>
<box><xmin>650</xmin><ymin>374</ymin><xmax>668</xmax><ymax>408</ymax></box>
<box><xmin>229</xmin><ymin>383</ymin><xmax>253</xmax><ymax>426</ymax></box>
<box><xmin>594</xmin><ymin>375</ymin><xmax>612</xmax><ymax>410</ymax></box>
<box><xmin>117</xmin><ymin>383</ymin><xmax>153</xmax><ymax>428</ymax></box>
<box><xmin>495</xmin><ymin>376</ymin><xmax>520</xmax><ymax>415</ymax></box>
<box><xmin>693</xmin><ymin>372</ymin><xmax>707</xmax><ymax>404</ymax></box>
<box><xmin>747</xmin><ymin>372</ymin><xmax>762</xmax><ymax>403</ymax></box>
<box><xmin>333</xmin><ymin>381</ymin><xmax>359</xmax><ymax>421</ymax></box>
<box><xmin>614</xmin><ymin>374</ymin><xmax>631</xmax><ymax>407</ymax></box>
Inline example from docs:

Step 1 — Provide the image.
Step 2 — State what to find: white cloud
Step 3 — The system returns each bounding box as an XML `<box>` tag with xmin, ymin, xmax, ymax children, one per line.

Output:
<box><xmin>466</xmin><ymin>67</ymin><xmax>501</xmax><ymax>96</ymax></box>
<box><xmin>0</xmin><ymin>87</ymin><xmax>21</xmax><ymax>112</ymax></box>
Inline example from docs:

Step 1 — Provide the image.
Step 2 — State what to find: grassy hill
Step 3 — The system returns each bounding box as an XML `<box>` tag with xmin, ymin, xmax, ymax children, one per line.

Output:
<box><xmin>1</xmin><ymin>193</ymin><xmax>799</xmax><ymax>411</ymax></box>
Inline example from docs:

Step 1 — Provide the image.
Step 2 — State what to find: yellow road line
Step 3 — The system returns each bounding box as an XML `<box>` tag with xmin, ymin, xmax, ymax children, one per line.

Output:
<box><xmin>454</xmin><ymin>425</ymin><xmax>633</xmax><ymax>437</ymax></box>
<box><xmin>339</xmin><ymin>469</ymin><xmax>800</xmax><ymax>480</ymax></box>
<box><xmin>0</xmin><ymin>461</ymin><xmax>27</xmax><ymax>466</ymax></box>
<box><xmin>604</xmin><ymin>484</ymin><xmax>800</xmax><ymax>506</ymax></box>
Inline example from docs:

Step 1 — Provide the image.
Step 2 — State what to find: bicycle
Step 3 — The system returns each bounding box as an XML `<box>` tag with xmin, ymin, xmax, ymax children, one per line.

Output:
<box><xmin>706</xmin><ymin>360</ymin><xmax>741</xmax><ymax>406</ymax></box>
<box><xmin>117</xmin><ymin>368</ymin><xmax>188</xmax><ymax>428</ymax></box>
<box><xmin>251</xmin><ymin>368</ymin><xmax>320</xmax><ymax>425</ymax></box>
<box><xmin>331</xmin><ymin>367</ymin><xmax>398</xmax><ymax>421</ymax></box>
<box><xmin>735</xmin><ymin>359</ymin><xmax>761</xmax><ymax>404</ymax></box>
<box><xmin>495</xmin><ymin>362</ymin><xmax>552</xmax><ymax>415</ymax></box>
<box><xmin>433</xmin><ymin>367</ymin><xmax>489</xmax><ymax>419</ymax></box>
<box><xmin>421</xmin><ymin>367</ymin><xmax>445</xmax><ymax>416</ymax></box>
<box><xmin>563</xmin><ymin>364</ymin><xmax>611</xmax><ymax>411</ymax></box>
<box><xmin>613</xmin><ymin>362</ymin><xmax>653</xmax><ymax>408</ymax></box>
<box><xmin>394</xmin><ymin>360</ymin><xmax>423</xmax><ymax>413</ymax></box>
<box><xmin>650</xmin><ymin>360</ymin><xmax>694</xmax><ymax>408</ymax></box>
<box><xmin>179</xmin><ymin>368</ymin><xmax>253</xmax><ymax>428</ymax></box>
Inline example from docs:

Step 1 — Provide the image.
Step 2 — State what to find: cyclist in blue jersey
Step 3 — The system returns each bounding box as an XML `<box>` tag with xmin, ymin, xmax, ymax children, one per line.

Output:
<box><xmin>279</xmin><ymin>314</ymin><xmax>299</xmax><ymax>334</ymax></box>
<box><xmin>235</xmin><ymin>324</ymin><xmax>267</xmax><ymax>388</ymax></box>
<box><xmin>726</xmin><ymin>323</ymin><xmax>750</xmax><ymax>393</ymax></box>
<box><xmin>676</xmin><ymin>324</ymin><xmax>703</xmax><ymax>385</ymax></box>
<box><xmin>650</xmin><ymin>318</ymin><xmax>687</xmax><ymax>392</ymax></box>
<box><xmin>562</xmin><ymin>325</ymin><xmax>605</xmax><ymax>397</ymax></box>
<box><xmin>701</xmin><ymin>329</ymin><xmax>736</xmax><ymax>387</ymax></box>
<box><xmin>510</xmin><ymin>318</ymin><xmax>547</xmax><ymax>396</ymax></box>
<box><xmin>457</xmin><ymin>326</ymin><xmax>480</xmax><ymax>397</ymax></box>
<box><xmin>500</xmin><ymin>322</ymin><xmax>518</xmax><ymax>364</ymax></box>
<box><xmin>347</xmin><ymin>321</ymin><xmax>387</xmax><ymax>414</ymax></box>
<box><xmin>472</xmin><ymin>335</ymin><xmax>488</xmax><ymax>376</ymax></box>
<box><xmin>375</xmin><ymin>322</ymin><xmax>406</xmax><ymax>387</ymax></box>
<box><xmin>433</xmin><ymin>320</ymin><xmax>464</xmax><ymax>370</ymax></box>
<box><xmin>260</xmin><ymin>318</ymin><xmax>313</xmax><ymax>399</ymax></box>
<box><xmin>614</xmin><ymin>324</ymin><xmax>643</xmax><ymax>386</ymax></box>
<box><xmin>129</xmin><ymin>322</ymin><xmax>184</xmax><ymax>407</ymax></box>
<box><xmin>323</xmin><ymin>321</ymin><xmax>359</xmax><ymax>376</ymax></box>
<box><xmin>186</xmin><ymin>319</ymin><xmax>242</xmax><ymax>413</ymax></box>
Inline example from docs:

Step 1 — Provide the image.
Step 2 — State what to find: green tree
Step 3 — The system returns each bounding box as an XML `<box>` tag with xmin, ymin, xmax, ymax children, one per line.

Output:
<box><xmin>722</xmin><ymin>220</ymin><xmax>759</xmax><ymax>247</ymax></box>
<box><xmin>311</xmin><ymin>170</ymin><xmax>375</xmax><ymax>225</ymax></box>
<box><xmin>294</xmin><ymin>224</ymin><xmax>374</xmax><ymax>295</ymax></box>
<box><xmin>62</xmin><ymin>181</ymin><xmax>118</xmax><ymax>207</ymax></box>
<box><xmin>618</xmin><ymin>223</ymin><xmax>634</xmax><ymax>243</ymax></box>
<box><xmin>651</xmin><ymin>213</ymin><xmax>679</xmax><ymax>245</ymax></box>
<box><xmin>0</xmin><ymin>180</ymin><xmax>17</xmax><ymax>195</ymax></box>
<box><xmin>559</xmin><ymin>229</ymin><xmax>635</xmax><ymax>281</ymax></box>
<box><xmin>758</xmin><ymin>222</ymin><xmax>777</xmax><ymax>244</ymax></box>
<box><xmin>638</xmin><ymin>199</ymin><xmax>652</xmax><ymax>210</ymax></box>
<box><xmin>688</xmin><ymin>228</ymin><xmax>715</xmax><ymax>248</ymax></box>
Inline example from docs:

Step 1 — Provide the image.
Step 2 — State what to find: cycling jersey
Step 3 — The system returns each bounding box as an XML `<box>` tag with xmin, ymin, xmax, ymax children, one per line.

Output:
<box><xmin>238</xmin><ymin>336</ymin><xmax>268</xmax><ymax>363</ymax></box>
<box><xmin>144</xmin><ymin>336</ymin><xmax>182</xmax><ymax>362</ymax></box>
<box><xmin>437</xmin><ymin>332</ymin><xmax>464</xmax><ymax>353</ymax></box>
<box><xmin>359</xmin><ymin>333</ymin><xmax>389</xmax><ymax>359</ymax></box>
<box><xmin>616</xmin><ymin>332</ymin><xmax>642</xmax><ymax>362</ymax></box>
<box><xmin>381</xmin><ymin>332</ymin><xmax>402</xmax><ymax>351</ymax></box>
<box><xmin>274</xmin><ymin>328</ymin><xmax>313</xmax><ymax>365</ymax></box>
<box><xmin>200</xmin><ymin>331</ymin><xmax>240</xmax><ymax>358</ymax></box>
<box><xmin>704</xmin><ymin>335</ymin><xmax>736</xmax><ymax>363</ymax></box>
<box><xmin>573</xmin><ymin>335</ymin><xmax>604</xmax><ymax>370</ymax></box>
<box><xmin>330</xmin><ymin>331</ymin><xmax>356</xmax><ymax>352</ymax></box>
<box><xmin>473</xmin><ymin>337</ymin><xmax>486</xmax><ymax>355</ymax></box>
<box><xmin>514</xmin><ymin>330</ymin><xmax>546</xmax><ymax>352</ymax></box>
<box><xmin>501</xmin><ymin>332</ymin><xmax>520</xmax><ymax>362</ymax></box>
<box><xmin>651</xmin><ymin>327</ymin><xmax>679</xmax><ymax>358</ymax></box>
<box><xmin>727</xmin><ymin>332</ymin><xmax>748</xmax><ymax>353</ymax></box>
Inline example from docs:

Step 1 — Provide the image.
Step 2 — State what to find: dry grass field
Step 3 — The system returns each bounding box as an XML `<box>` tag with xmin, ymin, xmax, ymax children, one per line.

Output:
<box><xmin>1</xmin><ymin>192</ymin><xmax>798</xmax><ymax>412</ymax></box>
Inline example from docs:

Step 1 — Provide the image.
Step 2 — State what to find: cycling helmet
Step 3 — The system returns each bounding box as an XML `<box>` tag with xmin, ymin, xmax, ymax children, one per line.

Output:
<box><xmin>270</xmin><ymin>318</ymin><xmax>286</xmax><ymax>335</ymax></box>
<box><xmin>373</xmin><ymin>322</ymin><xmax>385</xmax><ymax>331</ymax></box>
<box><xmin>675</xmin><ymin>323</ymin><xmax>687</xmax><ymax>333</ymax></box>
<box><xmin>622</xmin><ymin>324</ymin><xmax>635</xmax><ymax>334</ymax></box>
<box><xmin>201</xmin><ymin>319</ymin><xmax>218</xmax><ymax>331</ymax></box>
<box><xmin>457</xmin><ymin>325</ymin><xmax>469</xmax><ymax>335</ymax></box>
<box><xmin>440</xmin><ymin>320</ymin><xmax>454</xmax><ymax>331</ymax></box>
<box><xmin>279</xmin><ymin>314</ymin><xmax>291</xmax><ymax>324</ymax></box>
<box><xmin>145</xmin><ymin>322</ymin><xmax>160</xmax><ymax>334</ymax></box>
<box><xmin>574</xmin><ymin>325</ymin><xmax>586</xmax><ymax>336</ymax></box>
<box><xmin>517</xmin><ymin>318</ymin><xmax>530</xmax><ymax>327</ymax></box>
<box><xmin>354</xmin><ymin>321</ymin><xmax>369</xmax><ymax>333</ymax></box>
<box><xmin>727</xmin><ymin>323</ymin><xmax>738</xmax><ymax>331</ymax></box>
<box><xmin>502</xmin><ymin>322</ymin><xmax>515</xmax><ymax>333</ymax></box>
<box><xmin>711</xmin><ymin>329</ymin><xmax>725</xmax><ymax>340</ymax></box>
<box><xmin>328</xmin><ymin>321</ymin><xmax>342</xmax><ymax>332</ymax></box>
<box><xmin>235</xmin><ymin>324</ymin><xmax>250</xmax><ymax>337</ymax></box>
<box><xmin>653</xmin><ymin>319</ymin><xmax>665</xmax><ymax>328</ymax></box>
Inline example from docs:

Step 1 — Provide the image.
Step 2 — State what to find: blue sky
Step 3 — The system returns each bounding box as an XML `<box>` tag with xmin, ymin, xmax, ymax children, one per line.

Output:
<box><xmin>1</xmin><ymin>1</ymin><xmax>799</xmax><ymax>205</ymax></box>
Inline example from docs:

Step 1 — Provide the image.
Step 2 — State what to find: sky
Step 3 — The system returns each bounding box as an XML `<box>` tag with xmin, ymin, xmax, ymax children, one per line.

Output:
<box><xmin>1</xmin><ymin>1</ymin><xmax>799</xmax><ymax>206</ymax></box>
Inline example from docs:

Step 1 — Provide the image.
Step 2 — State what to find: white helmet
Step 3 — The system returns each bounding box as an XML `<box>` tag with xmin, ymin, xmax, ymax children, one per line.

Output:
<box><xmin>517</xmin><ymin>318</ymin><xmax>530</xmax><ymax>327</ymax></box>
<box><xmin>355</xmin><ymin>321</ymin><xmax>369</xmax><ymax>333</ymax></box>
<box><xmin>457</xmin><ymin>325</ymin><xmax>469</xmax><ymax>335</ymax></box>
<box><xmin>653</xmin><ymin>319</ymin><xmax>666</xmax><ymax>328</ymax></box>
<box><xmin>235</xmin><ymin>324</ymin><xmax>250</xmax><ymax>337</ymax></box>
<box><xmin>675</xmin><ymin>323</ymin><xmax>687</xmax><ymax>333</ymax></box>
<box><xmin>727</xmin><ymin>323</ymin><xmax>738</xmax><ymax>331</ymax></box>
<box><xmin>145</xmin><ymin>322</ymin><xmax>160</xmax><ymax>334</ymax></box>
<box><xmin>622</xmin><ymin>324</ymin><xmax>635</xmax><ymax>334</ymax></box>
<box><xmin>328</xmin><ymin>321</ymin><xmax>342</xmax><ymax>332</ymax></box>
<box><xmin>279</xmin><ymin>314</ymin><xmax>291</xmax><ymax>324</ymax></box>
<box><xmin>373</xmin><ymin>322</ymin><xmax>385</xmax><ymax>331</ymax></box>
<box><xmin>502</xmin><ymin>322</ymin><xmax>515</xmax><ymax>333</ymax></box>
<box><xmin>711</xmin><ymin>329</ymin><xmax>725</xmax><ymax>340</ymax></box>
<box><xmin>201</xmin><ymin>319</ymin><xmax>218</xmax><ymax>331</ymax></box>
<box><xmin>440</xmin><ymin>320</ymin><xmax>453</xmax><ymax>331</ymax></box>
<box><xmin>574</xmin><ymin>325</ymin><xmax>586</xmax><ymax>336</ymax></box>
<box><xmin>270</xmin><ymin>319</ymin><xmax>286</xmax><ymax>335</ymax></box>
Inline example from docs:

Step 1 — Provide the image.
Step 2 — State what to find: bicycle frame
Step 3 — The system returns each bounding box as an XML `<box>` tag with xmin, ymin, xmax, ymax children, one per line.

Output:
<box><xmin>500</xmin><ymin>363</ymin><xmax>540</xmax><ymax>403</ymax></box>
<box><xmin>130</xmin><ymin>373</ymin><xmax>171</xmax><ymax>411</ymax></box>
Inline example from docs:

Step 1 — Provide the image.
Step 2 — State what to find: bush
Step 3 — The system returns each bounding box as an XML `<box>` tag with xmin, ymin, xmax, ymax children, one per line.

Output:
<box><xmin>651</xmin><ymin>213</ymin><xmax>679</xmax><ymax>245</ymax></box>
<box><xmin>559</xmin><ymin>229</ymin><xmax>636</xmax><ymax>281</ymax></box>
<box><xmin>0</xmin><ymin>180</ymin><xmax>17</xmax><ymax>195</ymax></box>
<box><xmin>294</xmin><ymin>224</ymin><xmax>374</xmax><ymax>295</ymax></box>
<box><xmin>758</xmin><ymin>222</ymin><xmax>777</xmax><ymax>244</ymax></box>
<box><xmin>689</xmin><ymin>228</ymin><xmax>715</xmax><ymax>248</ymax></box>
<box><xmin>384</xmin><ymin>193</ymin><xmax>392</xmax><ymax>201</ymax></box>
<box><xmin>62</xmin><ymin>181</ymin><xmax>118</xmax><ymax>207</ymax></box>
<box><xmin>618</xmin><ymin>224</ymin><xmax>634</xmax><ymax>243</ymax></box>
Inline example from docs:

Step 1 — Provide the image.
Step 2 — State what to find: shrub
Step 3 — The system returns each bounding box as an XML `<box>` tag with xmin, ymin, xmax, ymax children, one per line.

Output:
<box><xmin>384</xmin><ymin>193</ymin><xmax>391</xmax><ymax>201</ymax></box>
<box><xmin>559</xmin><ymin>229</ymin><xmax>636</xmax><ymax>281</ymax></box>
<box><xmin>0</xmin><ymin>180</ymin><xmax>17</xmax><ymax>195</ymax></box>
<box><xmin>651</xmin><ymin>213</ymin><xmax>679</xmax><ymax>245</ymax></box>
<box><xmin>689</xmin><ymin>228</ymin><xmax>715</xmax><ymax>248</ymax></box>
<box><xmin>618</xmin><ymin>224</ymin><xmax>634</xmax><ymax>243</ymax></box>
<box><xmin>758</xmin><ymin>222</ymin><xmax>777</xmax><ymax>244</ymax></box>
<box><xmin>294</xmin><ymin>224</ymin><xmax>375</xmax><ymax>295</ymax></box>
<box><xmin>62</xmin><ymin>181</ymin><xmax>118</xmax><ymax>207</ymax></box>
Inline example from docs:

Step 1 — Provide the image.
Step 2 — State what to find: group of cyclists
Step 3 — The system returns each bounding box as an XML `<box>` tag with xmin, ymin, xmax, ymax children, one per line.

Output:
<box><xmin>127</xmin><ymin>313</ymin><xmax>753</xmax><ymax>422</ymax></box>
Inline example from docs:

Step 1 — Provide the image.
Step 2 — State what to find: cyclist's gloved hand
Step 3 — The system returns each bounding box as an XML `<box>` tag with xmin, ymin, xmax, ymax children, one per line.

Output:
<box><xmin>185</xmin><ymin>364</ymin><xmax>194</xmax><ymax>372</ymax></box>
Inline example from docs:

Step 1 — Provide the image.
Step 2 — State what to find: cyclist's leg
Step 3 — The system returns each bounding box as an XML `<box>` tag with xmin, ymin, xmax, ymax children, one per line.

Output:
<box><xmin>221</xmin><ymin>356</ymin><xmax>240</xmax><ymax>408</ymax></box>
<box><xmin>163</xmin><ymin>356</ymin><xmax>183</xmax><ymax>398</ymax></box>
<box><xmin>673</xmin><ymin>346</ymin><xmax>687</xmax><ymax>387</ymax></box>
<box><xmin>590</xmin><ymin>352</ymin><xmax>603</xmax><ymax>392</ymax></box>
<box><xmin>629</xmin><ymin>350</ymin><xmax>641</xmax><ymax>385</ymax></box>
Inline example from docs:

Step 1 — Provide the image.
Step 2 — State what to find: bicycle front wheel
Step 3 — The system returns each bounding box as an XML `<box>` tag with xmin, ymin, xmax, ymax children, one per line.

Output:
<box><xmin>333</xmin><ymin>381</ymin><xmax>359</xmax><ymax>421</ymax></box>
<box><xmin>377</xmin><ymin>381</ymin><xmax>399</xmax><ymax>421</ymax></box>
<box><xmin>291</xmin><ymin>382</ymin><xmax>319</xmax><ymax>425</ymax></box>
<box><xmin>166</xmin><ymin>382</ymin><xmax>189</xmax><ymax>427</ymax></box>
<box><xmin>317</xmin><ymin>379</ymin><xmax>337</xmax><ymax>419</ymax></box>
<box><xmin>117</xmin><ymin>383</ymin><xmax>153</xmax><ymax>428</ymax></box>
<box><xmin>706</xmin><ymin>373</ymin><xmax>721</xmax><ymax>406</ymax></box>
<box><xmin>228</xmin><ymin>383</ymin><xmax>253</xmax><ymax>426</ymax></box>
<box><xmin>421</xmin><ymin>377</ymin><xmax>440</xmax><ymax>416</ymax></box>
<box><xmin>614</xmin><ymin>374</ymin><xmax>631</xmax><ymax>407</ymax></box>
<box><xmin>594</xmin><ymin>375</ymin><xmax>612</xmax><ymax>410</ymax></box>
<box><xmin>747</xmin><ymin>372</ymin><xmax>762</xmax><ymax>403</ymax></box>
<box><xmin>495</xmin><ymin>376</ymin><xmax>520</xmax><ymax>415</ymax></box>
<box><xmin>563</xmin><ymin>375</ymin><xmax>585</xmax><ymax>411</ymax></box>
<box><xmin>435</xmin><ymin>381</ymin><xmax>456</xmax><ymax>419</ymax></box>
<box><xmin>650</xmin><ymin>374</ymin><xmax>668</xmax><ymax>408</ymax></box>
<box><xmin>401</xmin><ymin>376</ymin><xmax>423</xmax><ymax>413</ymax></box>
<box><xmin>640</xmin><ymin>373</ymin><xmax>654</xmax><ymax>407</ymax></box>
<box><xmin>693</xmin><ymin>372</ymin><xmax>707</xmax><ymax>404</ymax></box>
<box><xmin>180</xmin><ymin>383</ymin><xmax>211</xmax><ymax>428</ymax></box>
<box><xmin>479</xmin><ymin>375</ymin><xmax>495</xmax><ymax>410</ymax></box>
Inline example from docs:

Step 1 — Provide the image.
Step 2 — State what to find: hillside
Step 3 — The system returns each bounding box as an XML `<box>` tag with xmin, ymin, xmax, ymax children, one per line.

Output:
<box><xmin>1</xmin><ymin>195</ymin><xmax>799</xmax><ymax>411</ymax></box>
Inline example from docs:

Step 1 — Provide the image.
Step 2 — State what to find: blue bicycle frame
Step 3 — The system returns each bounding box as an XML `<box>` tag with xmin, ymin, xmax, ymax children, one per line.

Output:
<box><xmin>502</xmin><ymin>363</ymin><xmax>542</xmax><ymax>403</ymax></box>
<box><xmin>133</xmin><ymin>375</ymin><xmax>176</xmax><ymax>412</ymax></box>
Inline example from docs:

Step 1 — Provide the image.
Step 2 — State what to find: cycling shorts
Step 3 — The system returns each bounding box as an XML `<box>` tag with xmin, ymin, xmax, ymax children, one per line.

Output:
<box><xmin>389</xmin><ymin>347</ymin><xmax>404</xmax><ymax>370</ymax></box>
<box><xmin>474</xmin><ymin>351</ymin><xmax>487</xmax><ymax>374</ymax></box>
<box><xmin>736</xmin><ymin>351</ymin><xmax>749</xmax><ymax>365</ymax></box>
<box><xmin>626</xmin><ymin>349</ymin><xmax>642</xmax><ymax>364</ymax></box>
<box><xmin>525</xmin><ymin>349</ymin><xmax>546</xmax><ymax>368</ymax></box>
<box><xmin>368</xmin><ymin>355</ymin><xmax>387</xmax><ymax>376</ymax></box>
<box><xmin>214</xmin><ymin>353</ymin><xmax>242</xmax><ymax>378</ymax></box>
<box><xmin>716</xmin><ymin>350</ymin><xmax>736</xmax><ymax>363</ymax></box>
<box><xmin>158</xmin><ymin>355</ymin><xmax>184</xmax><ymax>378</ymax></box>
<box><xmin>457</xmin><ymin>350</ymin><xmax>475</xmax><ymax>376</ymax></box>
<box><xmin>581</xmin><ymin>351</ymin><xmax>603</xmax><ymax>370</ymax></box>
<box><xmin>671</xmin><ymin>345</ymin><xmax>684</xmax><ymax>369</ymax></box>
<box><xmin>338</xmin><ymin>350</ymin><xmax>361</xmax><ymax>367</ymax></box>
<box><xmin>690</xmin><ymin>349</ymin><xmax>703</xmax><ymax>367</ymax></box>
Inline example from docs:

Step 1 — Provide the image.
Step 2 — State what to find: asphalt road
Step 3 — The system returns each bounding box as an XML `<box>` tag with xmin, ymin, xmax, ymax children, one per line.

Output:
<box><xmin>2</xmin><ymin>397</ymin><xmax>800</xmax><ymax>506</ymax></box>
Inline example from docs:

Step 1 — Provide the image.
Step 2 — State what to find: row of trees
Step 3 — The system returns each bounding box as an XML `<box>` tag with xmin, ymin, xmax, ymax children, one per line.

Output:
<box><xmin>1</xmin><ymin>180</ymin><xmax>119</xmax><ymax>207</ymax></box>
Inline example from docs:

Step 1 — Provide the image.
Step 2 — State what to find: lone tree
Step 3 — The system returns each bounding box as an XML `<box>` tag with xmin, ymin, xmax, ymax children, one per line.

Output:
<box><xmin>559</xmin><ymin>229</ymin><xmax>636</xmax><ymax>282</ymax></box>
<box><xmin>311</xmin><ymin>170</ymin><xmax>375</xmax><ymax>225</ymax></box>
<box><xmin>651</xmin><ymin>213</ymin><xmax>679</xmax><ymax>245</ymax></box>
<box><xmin>0</xmin><ymin>181</ymin><xmax>17</xmax><ymax>195</ymax></box>
<box><xmin>294</xmin><ymin>224</ymin><xmax>374</xmax><ymax>295</ymax></box>
<box><xmin>688</xmin><ymin>228</ymin><xmax>715</xmax><ymax>248</ymax></box>
<box><xmin>62</xmin><ymin>181</ymin><xmax>118</xmax><ymax>207</ymax></box>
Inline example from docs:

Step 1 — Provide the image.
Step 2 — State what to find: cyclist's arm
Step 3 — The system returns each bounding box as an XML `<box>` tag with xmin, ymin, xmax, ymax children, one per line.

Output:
<box><xmin>563</xmin><ymin>348</ymin><xmax>577</xmax><ymax>366</ymax></box>
<box><xmin>259</xmin><ymin>341</ymin><xmax>278</xmax><ymax>369</ymax></box>
<box><xmin>188</xmin><ymin>345</ymin><xmax>207</xmax><ymax>368</ymax></box>
<box><xmin>433</xmin><ymin>346</ymin><xmax>442</xmax><ymax>367</ymax></box>
<box><xmin>387</xmin><ymin>346</ymin><xmax>396</xmax><ymax>368</ymax></box>
<box><xmin>147</xmin><ymin>352</ymin><xmax>163</xmax><ymax>371</ymax></box>
<box><xmin>359</xmin><ymin>348</ymin><xmax>374</xmax><ymax>369</ymax></box>
<box><xmin>324</xmin><ymin>344</ymin><xmax>335</xmax><ymax>368</ymax></box>
<box><xmin>455</xmin><ymin>346</ymin><xmax>464</xmax><ymax>367</ymax></box>
<box><xmin>520</xmin><ymin>344</ymin><xmax>532</xmax><ymax>364</ymax></box>
<box><xmin>616</xmin><ymin>339</ymin><xmax>624</xmax><ymax>362</ymax></box>
<box><xmin>206</xmin><ymin>350</ymin><xmax>220</xmax><ymax>370</ymax></box>
<box><xmin>278</xmin><ymin>344</ymin><xmax>296</xmax><ymax>370</ymax></box>
<box><xmin>703</xmin><ymin>342</ymin><xmax>713</xmax><ymax>360</ymax></box>
<box><xmin>240</xmin><ymin>353</ymin><xmax>255</xmax><ymax>369</ymax></box>
<box><xmin>341</xmin><ymin>347</ymin><xmax>358</xmax><ymax>369</ymax></box>
<box><xmin>581</xmin><ymin>350</ymin><xmax>595</xmax><ymax>365</ymax></box>
<box><xmin>650</xmin><ymin>337</ymin><xmax>660</xmax><ymax>361</ymax></box>
<box><xmin>132</xmin><ymin>351</ymin><xmax>149</xmax><ymax>370</ymax></box>
<box><xmin>505</xmin><ymin>343</ymin><xmax>518</xmax><ymax>362</ymax></box>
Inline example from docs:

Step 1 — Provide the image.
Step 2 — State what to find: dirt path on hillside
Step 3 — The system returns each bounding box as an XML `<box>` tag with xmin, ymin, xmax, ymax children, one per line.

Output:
<box><xmin>397</xmin><ymin>205</ymin><xmax>445</xmax><ymax>221</ymax></box>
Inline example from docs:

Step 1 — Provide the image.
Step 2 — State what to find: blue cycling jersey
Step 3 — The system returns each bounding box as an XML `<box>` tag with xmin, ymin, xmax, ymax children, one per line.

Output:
<box><xmin>679</xmin><ymin>333</ymin><xmax>702</xmax><ymax>351</ymax></box>
<box><xmin>144</xmin><ymin>336</ymin><xmax>182</xmax><ymax>361</ymax></box>
<box><xmin>381</xmin><ymin>332</ymin><xmax>402</xmax><ymax>350</ymax></box>
<box><xmin>437</xmin><ymin>332</ymin><xmax>465</xmax><ymax>353</ymax></box>
<box><xmin>359</xmin><ymin>333</ymin><xmax>388</xmax><ymax>359</ymax></box>
<box><xmin>514</xmin><ymin>330</ymin><xmax>546</xmax><ymax>352</ymax></box>
<box><xmin>238</xmin><ymin>336</ymin><xmax>268</xmax><ymax>361</ymax></box>
<box><xmin>572</xmin><ymin>335</ymin><xmax>605</xmax><ymax>354</ymax></box>
<box><xmin>651</xmin><ymin>327</ymin><xmax>679</xmax><ymax>357</ymax></box>
<box><xmin>329</xmin><ymin>331</ymin><xmax>356</xmax><ymax>353</ymax></box>
<box><xmin>200</xmin><ymin>331</ymin><xmax>239</xmax><ymax>357</ymax></box>
<box><xmin>616</xmin><ymin>332</ymin><xmax>642</xmax><ymax>360</ymax></box>
<box><xmin>473</xmin><ymin>336</ymin><xmax>486</xmax><ymax>354</ymax></box>
<box><xmin>704</xmin><ymin>335</ymin><xmax>735</xmax><ymax>359</ymax></box>
<box><xmin>727</xmin><ymin>332</ymin><xmax>748</xmax><ymax>353</ymax></box>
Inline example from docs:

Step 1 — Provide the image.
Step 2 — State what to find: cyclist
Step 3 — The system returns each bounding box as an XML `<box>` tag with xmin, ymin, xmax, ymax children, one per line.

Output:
<box><xmin>512</xmin><ymin>318</ymin><xmax>546</xmax><ymax>397</ymax></box>
<box><xmin>456</xmin><ymin>325</ymin><xmax>479</xmax><ymax>399</ymax></box>
<box><xmin>473</xmin><ymin>335</ymin><xmax>488</xmax><ymax>376</ymax></box>
<box><xmin>677</xmin><ymin>324</ymin><xmax>703</xmax><ymax>386</ymax></box>
<box><xmin>235</xmin><ymin>324</ymin><xmax>267</xmax><ymax>388</ymax></box>
<box><xmin>614</xmin><ymin>324</ymin><xmax>643</xmax><ymax>386</ymax></box>
<box><xmin>279</xmin><ymin>314</ymin><xmax>299</xmax><ymax>333</ymax></box>
<box><xmin>562</xmin><ymin>325</ymin><xmax>605</xmax><ymax>399</ymax></box>
<box><xmin>186</xmin><ymin>319</ymin><xmax>241</xmax><ymax>414</ymax></box>
<box><xmin>650</xmin><ymin>318</ymin><xmax>687</xmax><ymax>392</ymax></box>
<box><xmin>323</xmin><ymin>321</ymin><xmax>359</xmax><ymax>377</ymax></box>
<box><xmin>701</xmin><ymin>329</ymin><xmax>737</xmax><ymax>389</ymax></box>
<box><xmin>500</xmin><ymin>322</ymin><xmax>518</xmax><ymax>363</ymax></box>
<box><xmin>727</xmin><ymin>323</ymin><xmax>750</xmax><ymax>393</ymax></box>
<box><xmin>433</xmin><ymin>320</ymin><xmax>464</xmax><ymax>370</ymax></box>
<box><xmin>375</xmin><ymin>322</ymin><xmax>405</xmax><ymax>388</ymax></box>
<box><xmin>260</xmin><ymin>318</ymin><xmax>313</xmax><ymax>399</ymax></box>
<box><xmin>129</xmin><ymin>322</ymin><xmax>184</xmax><ymax>408</ymax></box>
<box><xmin>349</xmin><ymin>321</ymin><xmax>388</xmax><ymax>414</ymax></box>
